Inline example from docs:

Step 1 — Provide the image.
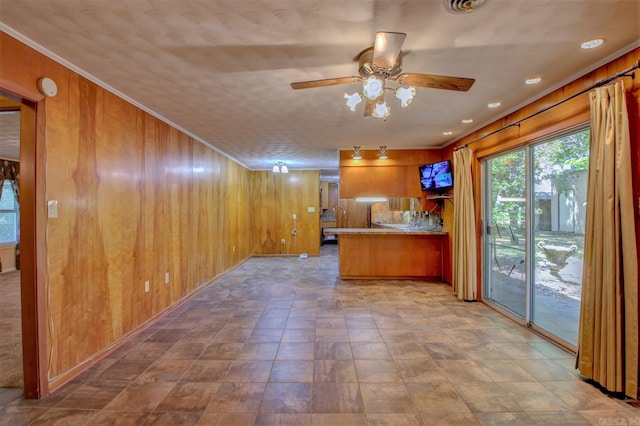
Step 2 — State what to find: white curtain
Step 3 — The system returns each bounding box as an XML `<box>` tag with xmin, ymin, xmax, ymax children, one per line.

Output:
<box><xmin>576</xmin><ymin>81</ymin><xmax>638</xmax><ymax>398</ymax></box>
<box><xmin>452</xmin><ymin>147</ymin><xmax>477</xmax><ymax>301</ymax></box>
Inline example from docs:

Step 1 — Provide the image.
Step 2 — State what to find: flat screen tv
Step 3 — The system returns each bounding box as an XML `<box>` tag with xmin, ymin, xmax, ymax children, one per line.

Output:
<box><xmin>419</xmin><ymin>160</ymin><xmax>453</xmax><ymax>191</ymax></box>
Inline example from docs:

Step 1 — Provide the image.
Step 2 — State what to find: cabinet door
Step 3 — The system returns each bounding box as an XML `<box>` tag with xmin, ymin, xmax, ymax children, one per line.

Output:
<box><xmin>320</xmin><ymin>181</ymin><xmax>329</xmax><ymax>209</ymax></box>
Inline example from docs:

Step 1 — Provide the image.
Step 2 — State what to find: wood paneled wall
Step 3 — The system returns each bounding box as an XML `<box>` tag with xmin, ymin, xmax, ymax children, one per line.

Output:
<box><xmin>250</xmin><ymin>170</ymin><xmax>320</xmax><ymax>256</ymax></box>
<box><xmin>339</xmin><ymin>149</ymin><xmax>443</xmax><ymax>200</ymax></box>
<box><xmin>43</xmin><ymin>76</ymin><xmax>254</xmax><ymax>381</ymax></box>
<box><xmin>443</xmin><ymin>48</ymin><xmax>640</xmax><ymax>300</ymax></box>
<box><xmin>0</xmin><ymin>32</ymin><xmax>295</xmax><ymax>390</ymax></box>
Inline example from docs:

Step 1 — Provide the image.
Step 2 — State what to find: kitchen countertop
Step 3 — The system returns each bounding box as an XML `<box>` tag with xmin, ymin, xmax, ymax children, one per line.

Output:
<box><xmin>323</xmin><ymin>227</ymin><xmax>447</xmax><ymax>236</ymax></box>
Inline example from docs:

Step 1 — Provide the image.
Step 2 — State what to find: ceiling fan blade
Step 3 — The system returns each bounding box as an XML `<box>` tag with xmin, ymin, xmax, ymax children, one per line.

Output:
<box><xmin>363</xmin><ymin>98</ymin><xmax>375</xmax><ymax>117</ymax></box>
<box><xmin>291</xmin><ymin>76</ymin><xmax>361</xmax><ymax>90</ymax></box>
<box><xmin>397</xmin><ymin>73</ymin><xmax>475</xmax><ymax>92</ymax></box>
<box><xmin>372</xmin><ymin>32</ymin><xmax>406</xmax><ymax>72</ymax></box>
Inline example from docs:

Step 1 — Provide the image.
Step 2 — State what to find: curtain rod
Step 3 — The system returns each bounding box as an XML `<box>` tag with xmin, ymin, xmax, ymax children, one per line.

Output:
<box><xmin>454</xmin><ymin>59</ymin><xmax>640</xmax><ymax>151</ymax></box>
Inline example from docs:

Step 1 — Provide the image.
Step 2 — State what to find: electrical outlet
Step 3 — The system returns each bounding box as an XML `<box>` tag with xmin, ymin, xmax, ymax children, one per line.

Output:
<box><xmin>281</xmin><ymin>239</ymin><xmax>286</xmax><ymax>245</ymax></box>
<box><xmin>165</xmin><ymin>272</ymin><xmax>170</xmax><ymax>284</ymax></box>
<box><xmin>292</xmin><ymin>214</ymin><xmax>296</xmax><ymax>219</ymax></box>
<box><xmin>144</xmin><ymin>280</ymin><xmax>150</xmax><ymax>293</ymax></box>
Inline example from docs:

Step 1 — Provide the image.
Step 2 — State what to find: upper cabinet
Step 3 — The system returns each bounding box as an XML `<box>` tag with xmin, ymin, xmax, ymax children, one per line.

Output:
<box><xmin>339</xmin><ymin>149</ymin><xmax>444</xmax><ymax>199</ymax></box>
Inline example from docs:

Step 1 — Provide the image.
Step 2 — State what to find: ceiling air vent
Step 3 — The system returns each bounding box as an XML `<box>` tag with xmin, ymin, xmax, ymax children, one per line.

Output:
<box><xmin>443</xmin><ymin>0</ymin><xmax>490</xmax><ymax>14</ymax></box>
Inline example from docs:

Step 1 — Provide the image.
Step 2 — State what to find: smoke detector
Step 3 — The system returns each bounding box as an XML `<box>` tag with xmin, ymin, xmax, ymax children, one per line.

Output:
<box><xmin>443</xmin><ymin>0</ymin><xmax>490</xmax><ymax>14</ymax></box>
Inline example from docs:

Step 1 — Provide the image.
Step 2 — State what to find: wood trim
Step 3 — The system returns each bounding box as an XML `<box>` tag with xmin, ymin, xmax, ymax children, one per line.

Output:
<box><xmin>0</xmin><ymin>92</ymin><xmax>49</xmax><ymax>398</ymax></box>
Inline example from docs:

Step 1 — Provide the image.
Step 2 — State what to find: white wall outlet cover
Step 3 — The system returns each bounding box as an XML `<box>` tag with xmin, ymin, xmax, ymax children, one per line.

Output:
<box><xmin>37</xmin><ymin>77</ymin><xmax>58</xmax><ymax>97</ymax></box>
<box><xmin>292</xmin><ymin>214</ymin><xmax>297</xmax><ymax>219</ymax></box>
<box><xmin>307</xmin><ymin>206</ymin><xmax>315</xmax><ymax>212</ymax></box>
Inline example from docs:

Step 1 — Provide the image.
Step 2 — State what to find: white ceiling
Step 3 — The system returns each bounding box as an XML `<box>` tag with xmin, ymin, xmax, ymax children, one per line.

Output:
<box><xmin>0</xmin><ymin>1</ymin><xmax>638</xmax><ymax>175</ymax></box>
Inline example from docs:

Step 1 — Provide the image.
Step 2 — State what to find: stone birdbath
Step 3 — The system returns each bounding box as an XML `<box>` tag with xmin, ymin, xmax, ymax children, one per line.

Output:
<box><xmin>537</xmin><ymin>241</ymin><xmax>577</xmax><ymax>278</ymax></box>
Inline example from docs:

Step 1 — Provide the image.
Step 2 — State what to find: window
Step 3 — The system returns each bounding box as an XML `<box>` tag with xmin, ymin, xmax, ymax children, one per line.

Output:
<box><xmin>0</xmin><ymin>180</ymin><xmax>18</xmax><ymax>244</ymax></box>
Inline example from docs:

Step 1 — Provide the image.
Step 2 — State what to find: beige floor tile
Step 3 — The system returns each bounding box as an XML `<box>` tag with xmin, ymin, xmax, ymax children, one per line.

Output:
<box><xmin>311</xmin><ymin>413</ymin><xmax>366</xmax><ymax>425</ymax></box>
<box><xmin>354</xmin><ymin>360</ymin><xmax>403</xmax><ymax>383</ymax></box>
<box><xmin>350</xmin><ymin>342</ymin><xmax>392</xmax><ymax>360</ymax></box>
<box><xmin>155</xmin><ymin>381</ymin><xmax>219</xmax><ymax>413</ymax></box>
<box><xmin>314</xmin><ymin>342</ymin><xmax>352</xmax><ymax>360</ymax></box>
<box><xmin>313</xmin><ymin>360</ymin><xmax>358</xmax><ymax>383</ymax></box>
<box><xmin>224</xmin><ymin>360</ymin><xmax>273</xmax><ymax>382</ymax></box>
<box><xmin>359</xmin><ymin>383</ymin><xmax>417</xmax><ymax>414</ymax></box>
<box><xmin>259</xmin><ymin>383</ymin><xmax>312</xmax><ymax>413</ymax></box>
<box><xmin>311</xmin><ymin>383</ymin><xmax>363</xmax><ymax>413</ymax></box>
<box><xmin>366</xmin><ymin>413</ymin><xmax>423</xmax><ymax>425</ymax></box>
<box><xmin>276</xmin><ymin>343</ymin><xmax>315</xmax><ymax>360</ymax></box>
<box><xmin>396</xmin><ymin>359</ymin><xmax>449</xmax><ymax>383</ymax></box>
<box><xmin>406</xmin><ymin>382</ymin><xmax>470</xmax><ymax>413</ymax></box>
<box><xmin>473</xmin><ymin>411</ymin><xmax>537</xmax><ymax>425</ymax></box>
<box><xmin>386</xmin><ymin>342</ymin><xmax>431</xmax><ymax>360</ymax></box>
<box><xmin>205</xmin><ymin>382</ymin><xmax>265</xmax><ymax>413</ymax></box>
<box><xmin>104</xmin><ymin>381</ymin><xmax>176</xmax><ymax>412</ymax></box>
<box><xmin>254</xmin><ymin>413</ymin><xmax>311</xmax><ymax>425</ymax></box>
<box><xmin>451</xmin><ymin>382</ymin><xmax>521</xmax><ymax>413</ymax></box>
<box><xmin>434</xmin><ymin>359</ymin><xmax>494</xmax><ymax>382</ymax></box>
<box><xmin>237</xmin><ymin>342</ymin><xmax>280</xmax><ymax>360</ymax></box>
<box><xmin>270</xmin><ymin>360</ymin><xmax>314</xmax><ymax>383</ymax></box>
<box><xmin>4</xmin><ymin>248</ymin><xmax>630</xmax><ymax>425</ymax></box>
<box><xmin>199</xmin><ymin>412</ymin><xmax>257</xmax><ymax>425</ymax></box>
<box><xmin>475</xmin><ymin>359</ymin><xmax>537</xmax><ymax>382</ymax></box>
<box><xmin>419</xmin><ymin>411</ymin><xmax>481</xmax><ymax>425</ymax></box>
<box><xmin>498</xmin><ymin>381</ymin><xmax>571</xmax><ymax>411</ymax></box>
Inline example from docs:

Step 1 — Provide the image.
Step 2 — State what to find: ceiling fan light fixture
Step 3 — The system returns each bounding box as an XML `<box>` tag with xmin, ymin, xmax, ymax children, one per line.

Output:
<box><xmin>372</xmin><ymin>101</ymin><xmax>390</xmax><ymax>119</ymax></box>
<box><xmin>395</xmin><ymin>86</ymin><xmax>416</xmax><ymax>107</ymax></box>
<box><xmin>363</xmin><ymin>76</ymin><xmax>384</xmax><ymax>100</ymax></box>
<box><xmin>344</xmin><ymin>92</ymin><xmax>363</xmax><ymax>111</ymax></box>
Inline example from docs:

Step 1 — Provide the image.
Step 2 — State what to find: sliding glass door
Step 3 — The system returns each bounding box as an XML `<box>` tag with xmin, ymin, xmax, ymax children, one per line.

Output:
<box><xmin>484</xmin><ymin>150</ymin><xmax>527</xmax><ymax>317</ymax></box>
<box><xmin>484</xmin><ymin>128</ymin><xmax>589</xmax><ymax>347</ymax></box>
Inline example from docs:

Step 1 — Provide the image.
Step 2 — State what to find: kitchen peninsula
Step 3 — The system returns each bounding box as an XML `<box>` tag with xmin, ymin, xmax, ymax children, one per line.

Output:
<box><xmin>323</xmin><ymin>227</ymin><xmax>448</xmax><ymax>280</ymax></box>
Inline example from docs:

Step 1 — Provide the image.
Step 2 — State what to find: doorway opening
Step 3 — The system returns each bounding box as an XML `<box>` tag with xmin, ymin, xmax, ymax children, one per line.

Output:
<box><xmin>0</xmin><ymin>98</ymin><xmax>23</xmax><ymax>389</ymax></box>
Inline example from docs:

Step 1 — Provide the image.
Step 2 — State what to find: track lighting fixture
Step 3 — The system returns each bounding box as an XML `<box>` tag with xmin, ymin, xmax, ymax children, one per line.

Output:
<box><xmin>352</xmin><ymin>146</ymin><xmax>362</xmax><ymax>160</ymax></box>
<box><xmin>379</xmin><ymin>146</ymin><xmax>388</xmax><ymax>159</ymax></box>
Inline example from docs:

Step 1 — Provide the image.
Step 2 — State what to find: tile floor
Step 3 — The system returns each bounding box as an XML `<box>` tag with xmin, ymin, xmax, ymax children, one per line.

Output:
<box><xmin>0</xmin><ymin>245</ymin><xmax>638</xmax><ymax>425</ymax></box>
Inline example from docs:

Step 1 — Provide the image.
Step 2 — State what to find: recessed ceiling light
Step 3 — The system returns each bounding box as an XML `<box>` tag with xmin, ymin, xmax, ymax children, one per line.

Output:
<box><xmin>443</xmin><ymin>131</ymin><xmax>453</xmax><ymax>136</ymax></box>
<box><xmin>580</xmin><ymin>38</ymin><xmax>604</xmax><ymax>49</ymax></box>
<box><xmin>487</xmin><ymin>102</ymin><xmax>501</xmax><ymax>108</ymax></box>
<box><xmin>462</xmin><ymin>119</ymin><xmax>473</xmax><ymax>124</ymax></box>
<box><xmin>525</xmin><ymin>77</ymin><xmax>542</xmax><ymax>85</ymax></box>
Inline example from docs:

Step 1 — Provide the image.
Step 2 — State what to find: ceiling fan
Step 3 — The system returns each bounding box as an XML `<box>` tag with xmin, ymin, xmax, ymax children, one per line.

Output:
<box><xmin>290</xmin><ymin>32</ymin><xmax>475</xmax><ymax>118</ymax></box>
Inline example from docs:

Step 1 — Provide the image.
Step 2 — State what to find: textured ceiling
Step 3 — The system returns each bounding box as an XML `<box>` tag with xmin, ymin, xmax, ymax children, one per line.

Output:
<box><xmin>0</xmin><ymin>0</ymin><xmax>638</xmax><ymax>175</ymax></box>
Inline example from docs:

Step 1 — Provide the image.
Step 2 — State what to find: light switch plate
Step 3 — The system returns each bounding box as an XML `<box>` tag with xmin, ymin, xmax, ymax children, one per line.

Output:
<box><xmin>47</xmin><ymin>200</ymin><xmax>58</xmax><ymax>218</ymax></box>
<box><xmin>308</xmin><ymin>206</ymin><xmax>315</xmax><ymax>212</ymax></box>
